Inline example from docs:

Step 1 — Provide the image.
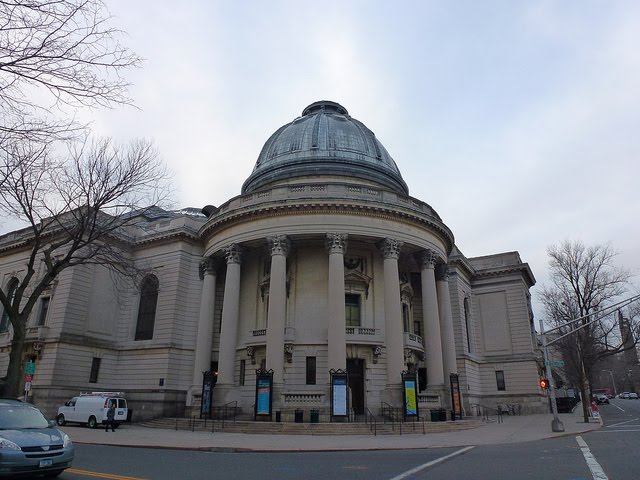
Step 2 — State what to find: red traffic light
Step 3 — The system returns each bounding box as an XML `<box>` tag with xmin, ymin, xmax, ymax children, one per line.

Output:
<box><xmin>539</xmin><ymin>378</ymin><xmax>550</xmax><ymax>389</ymax></box>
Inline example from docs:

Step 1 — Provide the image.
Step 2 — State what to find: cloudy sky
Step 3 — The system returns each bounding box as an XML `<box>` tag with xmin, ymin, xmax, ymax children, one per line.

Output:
<box><xmin>18</xmin><ymin>1</ymin><xmax>640</xmax><ymax>316</ymax></box>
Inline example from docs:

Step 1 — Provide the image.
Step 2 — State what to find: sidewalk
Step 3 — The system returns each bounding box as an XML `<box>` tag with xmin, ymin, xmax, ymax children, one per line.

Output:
<box><xmin>63</xmin><ymin>408</ymin><xmax>601</xmax><ymax>452</ymax></box>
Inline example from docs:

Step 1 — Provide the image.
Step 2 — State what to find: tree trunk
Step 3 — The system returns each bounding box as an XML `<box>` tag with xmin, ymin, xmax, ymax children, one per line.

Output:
<box><xmin>6</xmin><ymin>319</ymin><xmax>27</xmax><ymax>398</ymax></box>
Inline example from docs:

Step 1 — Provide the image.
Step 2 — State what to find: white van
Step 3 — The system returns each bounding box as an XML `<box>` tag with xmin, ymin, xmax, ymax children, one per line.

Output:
<box><xmin>56</xmin><ymin>392</ymin><xmax>128</xmax><ymax>428</ymax></box>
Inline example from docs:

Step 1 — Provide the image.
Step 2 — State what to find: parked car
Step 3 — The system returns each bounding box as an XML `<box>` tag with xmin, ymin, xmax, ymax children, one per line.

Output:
<box><xmin>629</xmin><ymin>393</ymin><xmax>639</xmax><ymax>400</ymax></box>
<box><xmin>594</xmin><ymin>394</ymin><xmax>609</xmax><ymax>405</ymax></box>
<box><xmin>0</xmin><ymin>399</ymin><xmax>74</xmax><ymax>477</ymax></box>
<box><xmin>56</xmin><ymin>391</ymin><xmax>127</xmax><ymax>428</ymax></box>
<box><xmin>620</xmin><ymin>392</ymin><xmax>631</xmax><ymax>399</ymax></box>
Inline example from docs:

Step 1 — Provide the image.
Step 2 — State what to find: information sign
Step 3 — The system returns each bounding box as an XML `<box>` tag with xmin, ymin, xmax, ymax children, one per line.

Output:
<box><xmin>450</xmin><ymin>373</ymin><xmax>462</xmax><ymax>420</ymax></box>
<box><xmin>25</xmin><ymin>361</ymin><xmax>36</xmax><ymax>375</ymax></box>
<box><xmin>200</xmin><ymin>370</ymin><xmax>217</xmax><ymax>419</ymax></box>
<box><xmin>402</xmin><ymin>372</ymin><xmax>419</xmax><ymax>418</ymax></box>
<box><xmin>546</xmin><ymin>361</ymin><xmax>565</xmax><ymax>367</ymax></box>
<box><xmin>330</xmin><ymin>370</ymin><xmax>349</xmax><ymax>418</ymax></box>
<box><xmin>254</xmin><ymin>369</ymin><xmax>273</xmax><ymax>420</ymax></box>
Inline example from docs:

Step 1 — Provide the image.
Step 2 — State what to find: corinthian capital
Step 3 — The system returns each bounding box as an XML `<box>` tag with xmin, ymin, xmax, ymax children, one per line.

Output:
<box><xmin>223</xmin><ymin>243</ymin><xmax>242</xmax><ymax>264</ymax></box>
<box><xmin>416</xmin><ymin>249</ymin><xmax>439</xmax><ymax>269</ymax></box>
<box><xmin>325</xmin><ymin>233</ymin><xmax>348</xmax><ymax>255</ymax></box>
<box><xmin>199</xmin><ymin>257</ymin><xmax>217</xmax><ymax>279</ymax></box>
<box><xmin>267</xmin><ymin>235</ymin><xmax>291</xmax><ymax>257</ymax></box>
<box><xmin>436</xmin><ymin>263</ymin><xmax>450</xmax><ymax>281</ymax></box>
<box><xmin>378</xmin><ymin>238</ymin><xmax>403</xmax><ymax>260</ymax></box>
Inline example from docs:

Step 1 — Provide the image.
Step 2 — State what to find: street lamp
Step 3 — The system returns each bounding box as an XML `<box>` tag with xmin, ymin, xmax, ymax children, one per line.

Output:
<box><xmin>602</xmin><ymin>369</ymin><xmax>616</xmax><ymax>397</ymax></box>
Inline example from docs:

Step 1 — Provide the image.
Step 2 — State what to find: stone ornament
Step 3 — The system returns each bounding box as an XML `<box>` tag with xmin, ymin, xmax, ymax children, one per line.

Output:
<box><xmin>198</xmin><ymin>257</ymin><xmax>217</xmax><ymax>279</ymax></box>
<box><xmin>325</xmin><ymin>233</ymin><xmax>348</xmax><ymax>254</ymax></box>
<box><xmin>224</xmin><ymin>244</ymin><xmax>242</xmax><ymax>264</ymax></box>
<box><xmin>417</xmin><ymin>249</ymin><xmax>439</xmax><ymax>269</ymax></box>
<box><xmin>378</xmin><ymin>238</ymin><xmax>403</xmax><ymax>259</ymax></box>
<box><xmin>267</xmin><ymin>235</ymin><xmax>291</xmax><ymax>257</ymax></box>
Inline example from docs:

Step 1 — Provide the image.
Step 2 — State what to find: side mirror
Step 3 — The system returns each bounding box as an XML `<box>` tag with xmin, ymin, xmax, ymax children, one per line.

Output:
<box><xmin>48</xmin><ymin>420</ymin><xmax>56</xmax><ymax>428</ymax></box>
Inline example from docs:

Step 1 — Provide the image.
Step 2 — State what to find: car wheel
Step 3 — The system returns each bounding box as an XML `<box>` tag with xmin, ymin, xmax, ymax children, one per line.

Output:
<box><xmin>56</xmin><ymin>414</ymin><xmax>66</xmax><ymax>426</ymax></box>
<box><xmin>88</xmin><ymin>416</ymin><xmax>98</xmax><ymax>429</ymax></box>
<box><xmin>44</xmin><ymin>469</ymin><xmax>65</xmax><ymax>477</ymax></box>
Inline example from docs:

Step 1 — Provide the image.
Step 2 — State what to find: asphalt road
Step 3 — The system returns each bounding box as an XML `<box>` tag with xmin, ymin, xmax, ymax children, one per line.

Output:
<box><xmin>57</xmin><ymin>400</ymin><xmax>640</xmax><ymax>480</ymax></box>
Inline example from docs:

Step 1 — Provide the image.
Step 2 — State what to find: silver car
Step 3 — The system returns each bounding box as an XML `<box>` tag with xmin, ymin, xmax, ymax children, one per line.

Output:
<box><xmin>0</xmin><ymin>399</ymin><xmax>74</xmax><ymax>477</ymax></box>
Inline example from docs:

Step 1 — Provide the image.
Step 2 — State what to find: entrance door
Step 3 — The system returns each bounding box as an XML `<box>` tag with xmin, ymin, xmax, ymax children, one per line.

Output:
<box><xmin>346</xmin><ymin>358</ymin><xmax>365</xmax><ymax>415</ymax></box>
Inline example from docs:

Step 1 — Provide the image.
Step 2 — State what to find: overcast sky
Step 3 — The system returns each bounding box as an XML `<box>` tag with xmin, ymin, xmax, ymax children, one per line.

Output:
<box><xmin>13</xmin><ymin>1</ymin><xmax>640</xmax><ymax>317</ymax></box>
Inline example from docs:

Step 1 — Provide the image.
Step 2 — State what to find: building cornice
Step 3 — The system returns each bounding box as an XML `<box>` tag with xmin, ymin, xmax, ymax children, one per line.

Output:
<box><xmin>200</xmin><ymin>183</ymin><xmax>455</xmax><ymax>253</ymax></box>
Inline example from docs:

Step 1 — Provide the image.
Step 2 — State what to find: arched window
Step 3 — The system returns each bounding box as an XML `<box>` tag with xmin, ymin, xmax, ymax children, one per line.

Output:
<box><xmin>135</xmin><ymin>275</ymin><xmax>159</xmax><ymax>341</ymax></box>
<box><xmin>0</xmin><ymin>278</ymin><xmax>19</xmax><ymax>333</ymax></box>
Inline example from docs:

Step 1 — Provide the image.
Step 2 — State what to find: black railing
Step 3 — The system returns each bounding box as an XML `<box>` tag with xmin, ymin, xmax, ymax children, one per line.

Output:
<box><xmin>380</xmin><ymin>402</ymin><xmax>403</xmax><ymax>434</ymax></box>
<box><xmin>212</xmin><ymin>401</ymin><xmax>239</xmax><ymax>429</ymax></box>
<box><xmin>365</xmin><ymin>408</ymin><xmax>377</xmax><ymax>436</ymax></box>
<box><xmin>469</xmin><ymin>403</ymin><xmax>503</xmax><ymax>423</ymax></box>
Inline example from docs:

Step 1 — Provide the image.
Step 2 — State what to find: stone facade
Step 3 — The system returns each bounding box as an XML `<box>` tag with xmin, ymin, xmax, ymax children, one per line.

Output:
<box><xmin>0</xmin><ymin>101</ymin><xmax>546</xmax><ymax>421</ymax></box>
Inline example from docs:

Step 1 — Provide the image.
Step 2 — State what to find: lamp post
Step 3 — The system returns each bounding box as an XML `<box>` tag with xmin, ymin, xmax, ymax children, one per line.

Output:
<box><xmin>602</xmin><ymin>369</ymin><xmax>616</xmax><ymax>397</ymax></box>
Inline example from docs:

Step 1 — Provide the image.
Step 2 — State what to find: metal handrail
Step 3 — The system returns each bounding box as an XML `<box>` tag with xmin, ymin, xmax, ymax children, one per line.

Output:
<box><xmin>469</xmin><ymin>402</ymin><xmax>503</xmax><ymax>423</ymax></box>
<box><xmin>380</xmin><ymin>402</ymin><xmax>403</xmax><ymax>433</ymax></box>
<box><xmin>365</xmin><ymin>407</ymin><xmax>377</xmax><ymax>436</ymax></box>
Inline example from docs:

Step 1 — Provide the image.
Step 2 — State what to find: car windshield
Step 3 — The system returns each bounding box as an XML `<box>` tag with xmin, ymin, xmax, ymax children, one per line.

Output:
<box><xmin>0</xmin><ymin>405</ymin><xmax>49</xmax><ymax>429</ymax></box>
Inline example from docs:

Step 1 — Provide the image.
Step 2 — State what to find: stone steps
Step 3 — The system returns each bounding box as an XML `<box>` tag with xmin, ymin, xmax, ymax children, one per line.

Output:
<box><xmin>138</xmin><ymin>417</ymin><xmax>482</xmax><ymax>435</ymax></box>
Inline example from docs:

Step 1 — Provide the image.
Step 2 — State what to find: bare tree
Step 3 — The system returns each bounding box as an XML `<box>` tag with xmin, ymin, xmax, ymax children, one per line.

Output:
<box><xmin>0</xmin><ymin>0</ymin><xmax>140</xmax><ymax>142</ymax></box>
<box><xmin>0</xmin><ymin>137</ymin><xmax>169</xmax><ymax>397</ymax></box>
<box><xmin>539</xmin><ymin>240</ymin><xmax>637</xmax><ymax>422</ymax></box>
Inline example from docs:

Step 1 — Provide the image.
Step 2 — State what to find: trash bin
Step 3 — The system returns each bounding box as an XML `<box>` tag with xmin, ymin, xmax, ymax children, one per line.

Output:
<box><xmin>430</xmin><ymin>409</ymin><xmax>440</xmax><ymax>422</ymax></box>
<box><xmin>294</xmin><ymin>409</ymin><xmax>303</xmax><ymax>423</ymax></box>
<box><xmin>439</xmin><ymin>409</ymin><xmax>447</xmax><ymax>422</ymax></box>
<box><xmin>275</xmin><ymin>411</ymin><xmax>281</xmax><ymax>422</ymax></box>
<box><xmin>310</xmin><ymin>409</ymin><xmax>319</xmax><ymax>423</ymax></box>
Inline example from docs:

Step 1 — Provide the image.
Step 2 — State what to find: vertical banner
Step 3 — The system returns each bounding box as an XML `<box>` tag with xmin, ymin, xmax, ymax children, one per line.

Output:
<box><xmin>254</xmin><ymin>369</ymin><xmax>274</xmax><ymax>420</ymax></box>
<box><xmin>330</xmin><ymin>369</ymin><xmax>349</xmax><ymax>418</ymax></box>
<box><xmin>450</xmin><ymin>373</ymin><xmax>462</xmax><ymax>420</ymax></box>
<box><xmin>200</xmin><ymin>370</ymin><xmax>217</xmax><ymax>419</ymax></box>
<box><xmin>402</xmin><ymin>371</ymin><xmax>419</xmax><ymax>419</ymax></box>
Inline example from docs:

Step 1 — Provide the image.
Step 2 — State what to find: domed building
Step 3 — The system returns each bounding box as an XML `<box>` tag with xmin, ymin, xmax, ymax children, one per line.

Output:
<box><xmin>0</xmin><ymin>101</ymin><xmax>544</xmax><ymax>421</ymax></box>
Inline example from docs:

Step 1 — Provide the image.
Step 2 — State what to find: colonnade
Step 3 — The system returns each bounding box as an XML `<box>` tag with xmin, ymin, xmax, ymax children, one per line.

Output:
<box><xmin>188</xmin><ymin>234</ymin><xmax>458</xmax><ymax>404</ymax></box>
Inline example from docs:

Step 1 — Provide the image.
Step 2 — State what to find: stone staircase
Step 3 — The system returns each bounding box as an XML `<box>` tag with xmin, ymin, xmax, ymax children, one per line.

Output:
<box><xmin>137</xmin><ymin>417</ymin><xmax>483</xmax><ymax>435</ymax></box>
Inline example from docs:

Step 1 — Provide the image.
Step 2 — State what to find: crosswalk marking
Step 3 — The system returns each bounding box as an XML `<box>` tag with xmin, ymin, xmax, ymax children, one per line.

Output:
<box><xmin>576</xmin><ymin>436</ymin><xmax>608</xmax><ymax>480</ymax></box>
<box><xmin>387</xmin><ymin>446</ymin><xmax>475</xmax><ymax>480</ymax></box>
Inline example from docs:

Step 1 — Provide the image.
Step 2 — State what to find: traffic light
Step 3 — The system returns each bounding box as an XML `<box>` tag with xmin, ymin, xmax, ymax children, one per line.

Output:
<box><xmin>539</xmin><ymin>378</ymin><xmax>549</xmax><ymax>389</ymax></box>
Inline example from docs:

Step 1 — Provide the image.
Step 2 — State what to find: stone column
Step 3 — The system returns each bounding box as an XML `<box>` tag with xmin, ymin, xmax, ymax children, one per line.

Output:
<box><xmin>436</xmin><ymin>264</ymin><xmax>458</xmax><ymax>382</ymax></box>
<box><xmin>418</xmin><ymin>250</ymin><xmax>445</xmax><ymax>386</ymax></box>
<box><xmin>188</xmin><ymin>257</ymin><xmax>218</xmax><ymax>405</ymax></box>
<box><xmin>326</xmin><ymin>233</ymin><xmax>348</xmax><ymax>371</ymax></box>
<box><xmin>217</xmin><ymin>244</ymin><xmax>242</xmax><ymax>385</ymax></box>
<box><xmin>265</xmin><ymin>235</ymin><xmax>290</xmax><ymax>384</ymax></box>
<box><xmin>379</xmin><ymin>238</ymin><xmax>405</xmax><ymax>386</ymax></box>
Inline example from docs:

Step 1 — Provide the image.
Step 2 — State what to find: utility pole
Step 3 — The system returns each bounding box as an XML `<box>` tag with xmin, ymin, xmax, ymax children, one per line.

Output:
<box><xmin>539</xmin><ymin>318</ymin><xmax>564</xmax><ymax>432</ymax></box>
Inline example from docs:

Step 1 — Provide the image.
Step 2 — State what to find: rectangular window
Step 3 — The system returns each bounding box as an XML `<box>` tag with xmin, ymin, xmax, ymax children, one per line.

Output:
<box><xmin>306</xmin><ymin>356</ymin><xmax>316</xmax><ymax>385</ymax></box>
<box><xmin>89</xmin><ymin>357</ymin><xmax>101</xmax><ymax>383</ymax></box>
<box><xmin>240</xmin><ymin>359</ymin><xmax>246</xmax><ymax>386</ymax></box>
<box><xmin>402</xmin><ymin>304</ymin><xmax>410</xmax><ymax>332</ymax></box>
<box><xmin>418</xmin><ymin>367</ymin><xmax>427</xmax><ymax>393</ymax></box>
<box><xmin>413</xmin><ymin>320</ymin><xmax>422</xmax><ymax>338</ymax></box>
<box><xmin>37</xmin><ymin>297</ymin><xmax>50</xmax><ymax>327</ymax></box>
<box><xmin>345</xmin><ymin>294</ymin><xmax>361</xmax><ymax>327</ymax></box>
<box><xmin>496</xmin><ymin>370</ymin><xmax>506</xmax><ymax>391</ymax></box>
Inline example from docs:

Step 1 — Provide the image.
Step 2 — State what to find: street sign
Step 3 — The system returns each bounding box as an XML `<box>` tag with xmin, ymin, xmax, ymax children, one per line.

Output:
<box><xmin>24</xmin><ymin>381</ymin><xmax>31</xmax><ymax>391</ymax></box>
<box><xmin>25</xmin><ymin>361</ymin><xmax>36</xmax><ymax>374</ymax></box>
<box><xmin>546</xmin><ymin>361</ymin><xmax>565</xmax><ymax>367</ymax></box>
<box><xmin>25</xmin><ymin>374</ymin><xmax>33</xmax><ymax>382</ymax></box>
